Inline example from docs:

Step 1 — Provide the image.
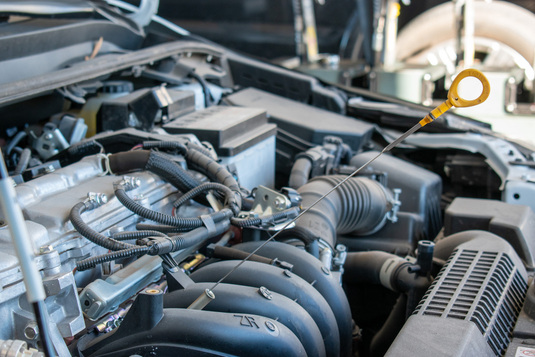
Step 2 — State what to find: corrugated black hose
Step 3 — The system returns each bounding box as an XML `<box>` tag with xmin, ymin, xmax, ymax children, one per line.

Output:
<box><xmin>107</xmin><ymin>150</ymin><xmax>201</xmax><ymax>193</ymax></box>
<box><xmin>173</xmin><ymin>182</ymin><xmax>239</xmax><ymax>215</ymax></box>
<box><xmin>115</xmin><ymin>183</ymin><xmax>233</xmax><ymax>228</ymax></box>
<box><xmin>142</xmin><ymin>141</ymin><xmax>187</xmax><ymax>154</ymax></box>
<box><xmin>76</xmin><ymin>246</ymin><xmax>150</xmax><ymax>271</ymax></box>
<box><xmin>76</xmin><ymin>220</ymin><xmax>231</xmax><ymax>271</ymax></box>
<box><xmin>135</xmin><ymin>223</ymin><xmax>190</xmax><ymax>233</ymax></box>
<box><xmin>70</xmin><ymin>201</ymin><xmax>136</xmax><ymax>251</ymax></box>
<box><xmin>112</xmin><ymin>230</ymin><xmax>168</xmax><ymax>241</ymax></box>
<box><xmin>185</xmin><ymin>148</ymin><xmax>242</xmax><ymax>210</ymax></box>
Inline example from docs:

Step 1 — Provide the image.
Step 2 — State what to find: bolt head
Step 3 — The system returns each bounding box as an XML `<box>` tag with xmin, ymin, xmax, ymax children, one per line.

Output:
<box><xmin>24</xmin><ymin>323</ymin><xmax>38</xmax><ymax>339</ymax></box>
<box><xmin>39</xmin><ymin>245</ymin><xmax>53</xmax><ymax>254</ymax></box>
<box><xmin>265</xmin><ymin>320</ymin><xmax>277</xmax><ymax>332</ymax></box>
<box><xmin>336</xmin><ymin>244</ymin><xmax>347</xmax><ymax>253</ymax></box>
<box><xmin>258</xmin><ymin>286</ymin><xmax>273</xmax><ymax>300</ymax></box>
<box><xmin>273</xmin><ymin>197</ymin><xmax>286</xmax><ymax>210</ymax></box>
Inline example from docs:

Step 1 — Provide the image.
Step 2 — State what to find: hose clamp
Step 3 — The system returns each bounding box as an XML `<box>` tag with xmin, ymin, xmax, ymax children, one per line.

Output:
<box><xmin>97</xmin><ymin>153</ymin><xmax>113</xmax><ymax>176</ymax></box>
<box><xmin>379</xmin><ymin>256</ymin><xmax>406</xmax><ymax>291</ymax></box>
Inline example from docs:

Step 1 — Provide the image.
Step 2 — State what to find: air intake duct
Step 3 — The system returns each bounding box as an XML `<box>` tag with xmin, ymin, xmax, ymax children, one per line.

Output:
<box><xmin>296</xmin><ymin>175</ymin><xmax>393</xmax><ymax>248</ymax></box>
<box><xmin>386</xmin><ymin>231</ymin><xmax>528</xmax><ymax>357</ymax></box>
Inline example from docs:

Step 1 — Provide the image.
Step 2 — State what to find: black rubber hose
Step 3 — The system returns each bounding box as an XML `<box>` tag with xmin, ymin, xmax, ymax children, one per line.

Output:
<box><xmin>70</xmin><ymin>202</ymin><xmax>134</xmax><ymax>251</ymax></box>
<box><xmin>230</xmin><ymin>207</ymin><xmax>300</xmax><ymax>228</ymax></box>
<box><xmin>185</xmin><ymin>147</ymin><xmax>242</xmax><ymax>210</ymax></box>
<box><xmin>369</xmin><ymin>294</ymin><xmax>408</xmax><ymax>357</ymax></box>
<box><xmin>108</xmin><ymin>149</ymin><xmax>241</xmax><ymax>212</ymax></box>
<box><xmin>13</xmin><ymin>148</ymin><xmax>31</xmax><ymax>175</ymax></box>
<box><xmin>297</xmin><ymin>175</ymin><xmax>392</xmax><ymax>247</ymax></box>
<box><xmin>142</xmin><ymin>141</ymin><xmax>187</xmax><ymax>155</ymax></box>
<box><xmin>343</xmin><ymin>251</ymin><xmax>402</xmax><ymax>285</ymax></box>
<box><xmin>289</xmin><ymin>157</ymin><xmax>313</xmax><ymax>189</ymax></box>
<box><xmin>107</xmin><ymin>150</ymin><xmax>151</xmax><ymax>173</ymax></box>
<box><xmin>107</xmin><ymin>150</ymin><xmax>201</xmax><ymax>193</ymax></box>
<box><xmin>144</xmin><ymin>151</ymin><xmax>201</xmax><ymax>192</ymax></box>
<box><xmin>241</xmin><ymin>197</ymin><xmax>254</xmax><ymax>211</ymax></box>
<box><xmin>76</xmin><ymin>246</ymin><xmax>150</xmax><ymax>271</ymax></box>
<box><xmin>276</xmin><ymin>226</ymin><xmax>320</xmax><ymax>258</ymax></box>
<box><xmin>344</xmin><ymin>251</ymin><xmax>431</xmax><ymax>296</ymax></box>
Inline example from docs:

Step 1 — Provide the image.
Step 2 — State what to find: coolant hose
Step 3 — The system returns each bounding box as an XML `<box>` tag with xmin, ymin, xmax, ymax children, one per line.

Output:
<box><xmin>297</xmin><ymin>175</ymin><xmax>392</xmax><ymax>248</ymax></box>
<box><xmin>369</xmin><ymin>294</ymin><xmax>408</xmax><ymax>357</ymax></box>
<box><xmin>70</xmin><ymin>201</ymin><xmax>135</xmax><ymax>251</ymax></box>
<box><xmin>344</xmin><ymin>252</ymin><xmax>431</xmax><ymax>357</ymax></box>
<box><xmin>344</xmin><ymin>251</ymin><xmax>431</xmax><ymax>294</ymax></box>
<box><xmin>276</xmin><ymin>226</ymin><xmax>320</xmax><ymax>257</ymax></box>
<box><xmin>343</xmin><ymin>251</ymin><xmax>403</xmax><ymax>286</ymax></box>
<box><xmin>289</xmin><ymin>157</ymin><xmax>313</xmax><ymax>189</ymax></box>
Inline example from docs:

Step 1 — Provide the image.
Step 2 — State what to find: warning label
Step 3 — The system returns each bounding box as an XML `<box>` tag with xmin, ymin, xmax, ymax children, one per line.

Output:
<box><xmin>516</xmin><ymin>346</ymin><xmax>535</xmax><ymax>357</ymax></box>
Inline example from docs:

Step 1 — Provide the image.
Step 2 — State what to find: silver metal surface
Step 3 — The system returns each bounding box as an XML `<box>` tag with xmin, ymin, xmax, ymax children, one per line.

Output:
<box><xmin>0</xmin><ymin>154</ymin><xmax>180</xmax><ymax>346</ymax></box>
<box><xmin>0</xmin><ymin>339</ymin><xmax>43</xmax><ymax>357</ymax></box>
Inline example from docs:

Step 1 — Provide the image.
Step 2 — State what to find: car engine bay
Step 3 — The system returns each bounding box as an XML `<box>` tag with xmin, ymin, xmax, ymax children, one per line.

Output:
<box><xmin>0</xmin><ymin>4</ymin><xmax>534</xmax><ymax>356</ymax></box>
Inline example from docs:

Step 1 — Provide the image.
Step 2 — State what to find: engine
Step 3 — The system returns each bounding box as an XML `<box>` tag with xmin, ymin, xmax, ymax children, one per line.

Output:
<box><xmin>0</xmin><ymin>37</ymin><xmax>534</xmax><ymax>357</ymax></box>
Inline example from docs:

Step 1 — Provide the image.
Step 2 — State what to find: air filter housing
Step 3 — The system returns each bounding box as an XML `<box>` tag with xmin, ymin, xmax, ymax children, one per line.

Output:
<box><xmin>386</xmin><ymin>231</ymin><xmax>528</xmax><ymax>357</ymax></box>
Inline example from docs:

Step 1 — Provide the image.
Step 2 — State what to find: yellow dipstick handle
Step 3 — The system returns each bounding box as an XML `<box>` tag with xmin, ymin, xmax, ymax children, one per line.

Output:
<box><xmin>384</xmin><ymin>68</ymin><xmax>490</xmax><ymax>152</ymax></box>
<box><xmin>420</xmin><ymin>68</ymin><xmax>491</xmax><ymax>126</ymax></box>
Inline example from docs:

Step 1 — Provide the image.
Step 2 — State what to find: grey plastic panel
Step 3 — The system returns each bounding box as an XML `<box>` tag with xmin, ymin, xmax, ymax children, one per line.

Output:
<box><xmin>388</xmin><ymin>233</ymin><xmax>528</xmax><ymax>356</ymax></box>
